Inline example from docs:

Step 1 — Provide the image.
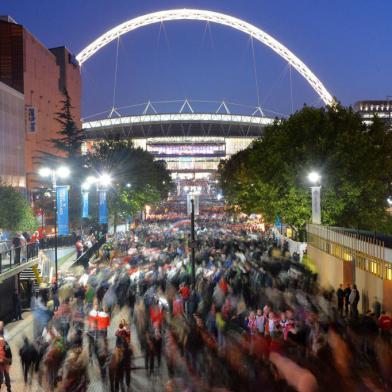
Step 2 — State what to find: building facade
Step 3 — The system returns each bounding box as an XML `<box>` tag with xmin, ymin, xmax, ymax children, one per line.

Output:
<box><xmin>0</xmin><ymin>16</ymin><xmax>81</xmax><ymax>189</ymax></box>
<box><xmin>82</xmin><ymin>113</ymin><xmax>274</xmax><ymax>203</ymax></box>
<box><xmin>354</xmin><ymin>100</ymin><xmax>392</xmax><ymax>128</ymax></box>
<box><xmin>0</xmin><ymin>81</ymin><xmax>25</xmax><ymax>187</ymax></box>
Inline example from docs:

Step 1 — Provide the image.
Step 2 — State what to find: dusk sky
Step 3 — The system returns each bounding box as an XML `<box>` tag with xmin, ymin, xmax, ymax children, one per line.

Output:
<box><xmin>2</xmin><ymin>0</ymin><xmax>391</xmax><ymax>119</ymax></box>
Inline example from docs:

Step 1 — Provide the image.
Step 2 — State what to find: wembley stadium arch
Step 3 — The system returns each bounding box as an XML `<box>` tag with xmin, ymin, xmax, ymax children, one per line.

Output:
<box><xmin>78</xmin><ymin>9</ymin><xmax>335</xmax><ymax>201</ymax></box>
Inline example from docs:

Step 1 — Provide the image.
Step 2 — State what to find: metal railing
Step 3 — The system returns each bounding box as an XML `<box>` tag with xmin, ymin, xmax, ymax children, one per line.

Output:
<box><xmin>307</xmin><ymin>223</ymin><xmax>392</xmax><ymax>280</ymax></box>
<box><xmin>0</xmin><ymin>242</ymin><xmax>39</xmax><ymax>274</ymax></box>
<box><xmin>73</xmin><ymin>236</ymin><xmax>106</xmax><ymax>268</ymax></box>
<box><xmin>39</xmin><ymin>234</ymin><xmax>76</xmax><ymax>250</ymax></box>
<box><xmin>0</xmin><ymin>234</ymin><xmax>76</xmax><ymax>275</ymax></box>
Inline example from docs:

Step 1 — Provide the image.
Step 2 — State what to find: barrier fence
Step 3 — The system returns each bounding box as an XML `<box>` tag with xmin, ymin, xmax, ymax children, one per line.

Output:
<box><xmin>307</xmin><ymin>224</ymin><xmax>392</xmax><ymax>281</ymax></box>
<box><xmin>0</xmin><ymin>234</ymin><xmax>76</xmax><ymax>275</ymax></box>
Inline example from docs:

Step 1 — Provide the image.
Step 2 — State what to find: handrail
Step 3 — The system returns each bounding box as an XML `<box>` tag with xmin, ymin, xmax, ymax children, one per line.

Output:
<box><xmin>73</xmin><ymin>236</ymin><xmax>106</xmax><ymax>268</ymax></box>
<box><xmin>0</xmin><ymin>242</ymin><xmax>39</xmax><ymax>274</ymax></box>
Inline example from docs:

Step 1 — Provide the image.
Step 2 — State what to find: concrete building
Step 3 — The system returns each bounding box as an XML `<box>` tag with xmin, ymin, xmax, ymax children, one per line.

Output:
<box><xmin>0</xmin><ymin>81</ymin><xmax>25</xmax><ymax>187</ymax></box>
<box><xmin>0</xmin><ymin>16</ymin><xmax>81</xmax><ymax>189</ymax></box>
<box><xmin>354</xmin><ymin>99</ymin><xmax>392</xmax><ymax>128</ymax></box>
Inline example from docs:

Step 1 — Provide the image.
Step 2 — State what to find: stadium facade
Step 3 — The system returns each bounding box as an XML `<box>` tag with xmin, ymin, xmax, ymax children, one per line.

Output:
<box><xmin>82</xmin><ymin>109</ymin><xmax>274</xmax><ymax>199</ymax></box>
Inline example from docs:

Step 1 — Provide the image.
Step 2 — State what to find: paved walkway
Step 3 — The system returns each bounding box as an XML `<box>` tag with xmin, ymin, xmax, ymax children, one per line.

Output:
<box><xmin>5</xmin><ymin>306</ymin><xmax>168</xmax><ymax>391</ymax></box>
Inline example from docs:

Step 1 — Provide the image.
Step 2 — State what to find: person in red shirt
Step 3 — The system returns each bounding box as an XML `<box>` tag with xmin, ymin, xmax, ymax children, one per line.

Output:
<box><xmin>179</xmin><ymin>283</ymin><xmax>190</xmax><ymax>314</ymax></box>
<box><xmin>97</xmin><ymin>307</ymin><xmax>110</xmax><ymax>338</ymax></box>
<box><xmin>150</xmin><ymin>302</ymin><xmax>164</xmax><ymax>328</ymax></box>
<box><xmin>75</xmin><ymin>238</ymin><xmax>83</xmax><ymax>259</ymax></box>
<box><xmin>179</xmin><ymin>283</ymin><xmax>190</xmax><ymax>300</ymax></box>
<box><xmin>88</xmin><ymin>304</ymin><xmax>99</xmax><ymax>358</ymax></box>
<box><xmin>378</xmin><ymin>311</ymin><xmax>392</xmax><ymax>336</ymax></box>
<box><xmin>115</xmin><ymin>319</ymin><xmax>131</xmax><ymax>348</ymax></box>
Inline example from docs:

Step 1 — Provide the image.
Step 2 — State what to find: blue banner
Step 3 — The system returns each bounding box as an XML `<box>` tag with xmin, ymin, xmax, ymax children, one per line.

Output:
<box><xmin>56</xmin><ymin>186</ymin><xmax>69</xmax><ymax>236</ymax></box>
<box><xmin>82</xmin><ymin>191</ymin><xmax>89</xmax><ymax>218</ymax></box>
<box><xmin>98</xmin><ymin>190</ymin><xmax>108</xmax><ymax>224</ymax></box>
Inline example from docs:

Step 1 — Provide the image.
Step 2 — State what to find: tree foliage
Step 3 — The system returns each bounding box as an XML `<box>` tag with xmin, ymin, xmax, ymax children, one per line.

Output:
<box><xmin>0</xmin><ymin>185</ymin><xmax>37</xmax><ymax>232</ymax></box>
<box><xmin>86</xmin><ymin>139</ymin><xmax>173</xmax><ymax>226</ymax></box>
<box><xmin>50</xmin><ymin>89</ymin><xmax>85</xmax><ymax>158</ymax></box>
<box><xmin>219</xmin><ymin>105</ymin><xmax>392</xmax><ymax>232</ymax></box>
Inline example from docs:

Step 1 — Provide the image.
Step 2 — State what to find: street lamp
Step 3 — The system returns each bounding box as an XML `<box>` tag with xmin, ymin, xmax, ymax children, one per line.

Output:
<box><xmin>308</xmin><ymin>171</ymin><xmax>321</xmax><ymax>224</ymax></box>
<box><xmin>39</xmin><ymin>166</ymin><xmax>70</xmax><ymax>283</ymax></box>
<box><xmin>98</xmin><ymin>172</ymin><xmax>112</xmax><ymax>187</ymax></box>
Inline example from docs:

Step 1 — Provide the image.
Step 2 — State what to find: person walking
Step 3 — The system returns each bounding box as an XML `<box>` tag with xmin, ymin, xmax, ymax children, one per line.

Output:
<box><xmin>343</xmin><ymin>283</ymin><xmax>351</xmax><ymax>316</ymax></box>
<box><xmin>0</xmin><ymin>332</ymin><xmax>12</xmax><ymax>392</ymax></box>
<box><xmin>97</xmin><ymin>307</ymin><xmax>110</xmax><ymax>340</ymax></box>
<box><xmin>88</xmin><ymin>304</ymin><xmax>99</xmax><ymax>359</ymax></box>
<box><xmin>75</xmin><ymin>237</ymin><xmax>83</xmax><ymax>260</ymax></box>
<box><xmin>12</xmin><ymin>289</ymin><xmax>23</xmax><ymax>321</ymax></box>
<box><xmin>349</xmin><ymin>284</ymin><xmax>360</xmax><ymax>318</ymax></box>
<box><xmin>19</xmin><ymin>337</ymin><xmax>38</xmax><ymax>384</ymax></box>
<box><xmin>12</xmin><ymin>233</ymin><xmax>21</xmax><ymax>265</ymax></box>
<box><xmin>337</xmin><ymin>284</ymin><xmax>344</xmax><ymax>316</ymax></box>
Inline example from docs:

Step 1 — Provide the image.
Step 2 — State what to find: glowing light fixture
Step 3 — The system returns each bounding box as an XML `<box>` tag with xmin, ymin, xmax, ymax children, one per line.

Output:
<box><xmin>308</xmin><ymin>171</ymin><xmax>321</xmax><ymax>184</ymax></box>
<box><xmin>56</xmin><ymin>166</ymin><xmax>70</xmax><ymax>178</ymax></box>
<box><xmin>39</xmin><ymin>167</ymin><xmax>51</xmax><ymax>177</ymax></box>
<box><xmin>98</xmin><ymin>173</ymin><xmax>112</xmax><ymax>187</ymax></box>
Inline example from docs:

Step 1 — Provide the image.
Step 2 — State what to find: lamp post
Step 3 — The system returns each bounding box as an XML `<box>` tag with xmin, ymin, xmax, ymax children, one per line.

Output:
<box><xmin>39</xmin><ymin>166</ymin><xmax>70</xmax><ymax>283</ymax></box>
<box><xmin>308</xmin><ymin>171</ymin><xmax>321</xmax><ymax>225</ymax></box>
<box><xmin>190</xmin><ymin>198</ymin><xmax>196</xmax><ymax>285</ymax></box>
<box><xmin>186</xmin><ymin>191</ymin><xmax>200</xmax><ymax>285</ymax></box>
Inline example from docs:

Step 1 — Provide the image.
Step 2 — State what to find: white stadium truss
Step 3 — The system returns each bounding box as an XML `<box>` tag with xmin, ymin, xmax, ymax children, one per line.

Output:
<box><xmin>76</xmin><ymin>8</ymin><xmax>335</xmax><ymax>106</ymax></box>
<box><xmin>82</xmin><ymin>113</ymin><xmax>274</xmax><ymax>130</ymax></box>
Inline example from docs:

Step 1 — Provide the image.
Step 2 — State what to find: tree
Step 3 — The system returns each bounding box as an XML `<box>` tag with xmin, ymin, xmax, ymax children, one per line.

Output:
<box><xmin>86</xmin><ymin>139</ymin><xmax>173</xmax><ymax>230</ymax></box>
<box><xmin>219</xmin><ymin>105</ymin><xmax>392</xmax><ymax>232</ymax></box>
<box><xmin>0</xmin><ymin>185</ymin><xmax>37</xmax><ymax>232</ymax></box>
<box><xmin>42</xmin><ymin>89</ymin><xmax>86</xmax><ymax>229</ymax></box>
<box><xmin>50</xmin><ymin>89</ymin><xmax>85</xmax><ymax>158</ymax></box>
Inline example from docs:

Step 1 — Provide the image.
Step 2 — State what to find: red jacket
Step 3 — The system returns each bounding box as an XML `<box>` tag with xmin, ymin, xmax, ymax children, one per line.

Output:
<box><xmin>179</xmin><ymin>286</ymin><xmax>190</xmax><ymax>300</ymax></box>
<box><xmin>88</xmin><ymin>309</ymin><xmax>98</xmax><ymax>331</ymax></box>
<box><xmin>150</xmin><ymin>306</ymin><xmax>164</xmax><ymax>327</ymax></box>
<box><xmin>97</xmin><ymin>311</ymin><xmax>110</xmax><ymax>330</ymax></box>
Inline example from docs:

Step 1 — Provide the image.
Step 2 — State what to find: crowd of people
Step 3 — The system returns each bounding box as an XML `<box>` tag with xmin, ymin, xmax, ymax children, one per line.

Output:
<box><xmin>0</xmin><ymin>221</ymin><xmax>390</xmax><ymax>391</ymax></box>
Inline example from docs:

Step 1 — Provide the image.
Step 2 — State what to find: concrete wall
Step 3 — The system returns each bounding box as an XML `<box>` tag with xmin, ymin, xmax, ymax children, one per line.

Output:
<box><xmin>308</xmin><ymin>245</ymin><xmax>344</xmax><ymax>290</ymax></box>
<box><xmin>308</xmin><ymin>244</ymin><xmax>391</xmax><ymax>312</ymax></box>
<box><xmin>0</xmin><ymin>81</ymin><xmax>26</xmax><ymax>187</ymax></box>
<box><xmin>0</xmin><ymin>19</ymin><xmax>81</xmax><ymax>190</ymax></box>
<box><xmin>355</xmin><ymin>267</ymin><xmax>384</xmax><ymax>313</ymax></box>
<box><xmin>23</xmin><ymin>30</ymin><xmax>81</xmax><ymax>188</ymax></box>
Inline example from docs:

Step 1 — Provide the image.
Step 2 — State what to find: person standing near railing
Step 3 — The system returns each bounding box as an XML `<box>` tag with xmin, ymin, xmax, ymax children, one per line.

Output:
<box><xmin>12</xmin><ymin>233</ymin><xmax>21</xmax><ymax>265</ymax></box>
<box><xmin>12</xmin><ymin>289</ymin><xmax>23</xmax><ymax>321</ymax></box>
<box><xmin>75</xmin><ymin>237</ymin><xmax>83</xmax><ymax>260</ymax></box>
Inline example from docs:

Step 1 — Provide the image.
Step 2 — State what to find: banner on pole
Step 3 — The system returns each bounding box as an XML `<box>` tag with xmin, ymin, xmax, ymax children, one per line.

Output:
<box><xmin>82</xmin><ymin>191</ymin><xmax>89</xmax><ymax>218</ymax></box>
<box><xmin>311</xmin><ymin>186</ymin><xmax>321</xmax><ymax>224</ymax></box>
<box><xmin>56</xmin><ymin>185</ymin><xmax>69</xmax><ymax>236</ymax></box>
<box><xmin>98</xmin><ymin>190</ymin><xmax>108</xmax><ymax>224</ymax></box>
